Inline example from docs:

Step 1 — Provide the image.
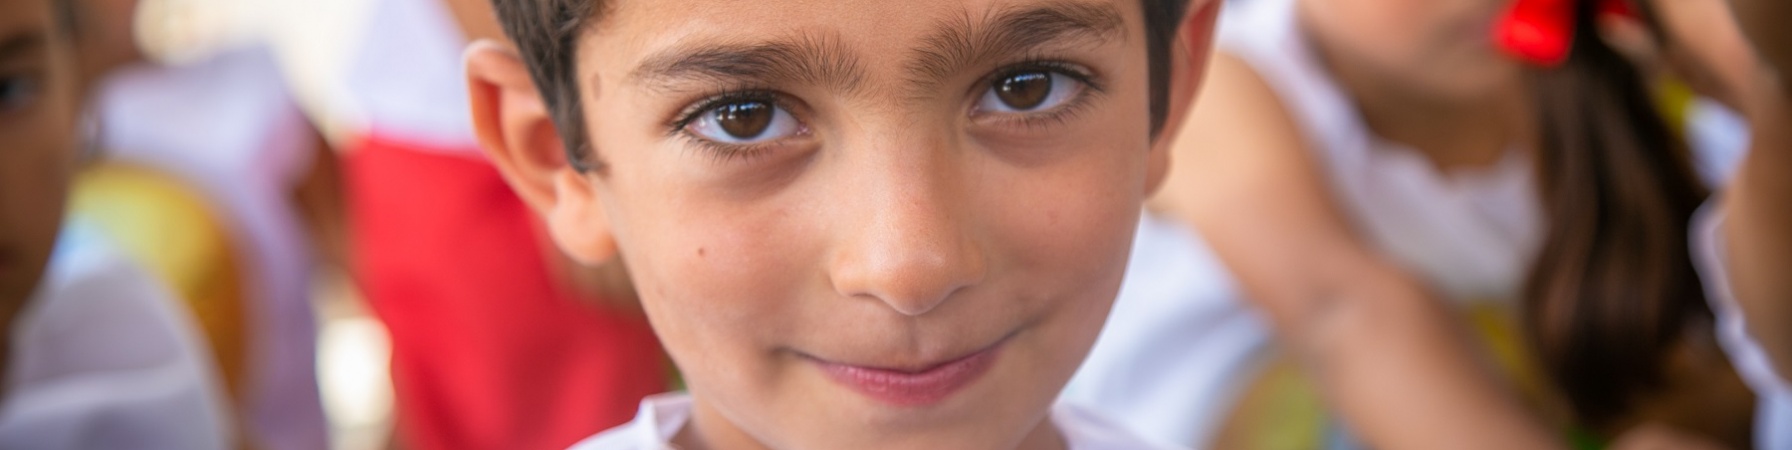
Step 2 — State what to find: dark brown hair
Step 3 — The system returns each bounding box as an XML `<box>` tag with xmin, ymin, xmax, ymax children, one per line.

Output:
<box><xmin>1524</xmin><ymin>0</ymin><xmax>1713</xmax><ymax>430</ymax></box>
<box><xmin>489</xmin><ymin>0</ymin><xmax>1191</xmax><ymax>171</ymax></box>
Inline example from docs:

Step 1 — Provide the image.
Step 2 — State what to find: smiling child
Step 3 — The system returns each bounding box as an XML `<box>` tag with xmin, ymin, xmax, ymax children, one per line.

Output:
<box><xmin>465</xmin><ymin>0</ymin><xmax>1218</xmax><ymax>448</ymax></box>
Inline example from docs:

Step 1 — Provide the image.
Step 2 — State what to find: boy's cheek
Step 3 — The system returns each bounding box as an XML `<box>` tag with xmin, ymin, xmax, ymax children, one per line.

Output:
<box><xmin>0</xmin><ymin>127</ymin><xmax>75</xmax><ymax>303</ymax></box>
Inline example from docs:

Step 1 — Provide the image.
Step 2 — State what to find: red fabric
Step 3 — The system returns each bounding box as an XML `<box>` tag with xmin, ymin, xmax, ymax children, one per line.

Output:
<box><xmin>344</xmin><ymin>134</ymin><xmax>667</xmax><ymax>450</ymax></box>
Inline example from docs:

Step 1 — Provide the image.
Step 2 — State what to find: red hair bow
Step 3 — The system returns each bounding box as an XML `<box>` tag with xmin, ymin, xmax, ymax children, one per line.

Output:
<box><xmin>1494</xmin><ymin>0</ymin><xmax>1636</xmax><ymax>67</ymax></box>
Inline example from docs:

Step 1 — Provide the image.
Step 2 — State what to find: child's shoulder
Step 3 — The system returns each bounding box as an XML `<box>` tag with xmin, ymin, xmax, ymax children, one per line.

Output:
<box><xmin>566</xmin><ymin>393</ymin><xmax>692</xmax><ymax>450</ymax></box>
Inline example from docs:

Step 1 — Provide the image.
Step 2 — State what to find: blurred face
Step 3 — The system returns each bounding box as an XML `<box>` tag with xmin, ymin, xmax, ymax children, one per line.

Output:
<box><xmin>0</xmin><ymin>0</ymin><xmax>78</xmax><ymax>344</ymax></box>
<box><xmin>571</xmin><ymin>0</ymin><xmax>1166</xmax><ymax>448</ymax></box>
<box><xmin>1299</xmin><ymin>0</ymin><xmax>1521</xmax><ymax>99</ymax></box>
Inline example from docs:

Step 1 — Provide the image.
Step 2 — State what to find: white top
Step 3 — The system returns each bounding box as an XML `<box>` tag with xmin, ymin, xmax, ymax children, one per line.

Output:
<box><xmin>94</xmin><ymin>47</ymin><xmax>330</xmax><ymax>450</ymax></box>
<box><xmin>0</xmin><ymin>220</ymin><xmax>232</xmax><ymax>450</ymax></box>
<box><xmin>1061</xmin><ymin>214</ymin><xmax>1267</xmax><ymax>448</ymax></box>
<box><xmin>1692</xmin><ymin>206</ymin><xmax>1792</xmax><ymax>449</ymax></box>
<box><xmin>568</xmin><ymin>393</ymin><xmax>1179</xmax><ymax>450</ymax></box>
<box><xmin>340</xmin><ymin>0</ymin><xmax>482</xmax><ymax>153</ymax></box>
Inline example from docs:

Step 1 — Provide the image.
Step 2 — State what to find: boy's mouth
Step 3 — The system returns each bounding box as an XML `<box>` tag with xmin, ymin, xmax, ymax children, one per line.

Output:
<box><xmin>805</xmin><ymin>336</ymin><xmax>1009</xmax><ymax>408</ymax></box>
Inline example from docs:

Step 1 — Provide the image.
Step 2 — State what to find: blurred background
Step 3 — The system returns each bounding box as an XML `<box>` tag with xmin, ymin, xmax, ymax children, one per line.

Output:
<box><xmin>131</xmin><ymin>1</ymin><xmax>397</xmax><ymax>448</ymax></box>
<box><xmin>32</xmin><ymin>0</ymin><xmax>1787</xmax><ymax>449</ymax></box>
<box><xmin>125</xmin><ymin>1</ymin><xmax>387</xmax><ymax>449</ymax></box>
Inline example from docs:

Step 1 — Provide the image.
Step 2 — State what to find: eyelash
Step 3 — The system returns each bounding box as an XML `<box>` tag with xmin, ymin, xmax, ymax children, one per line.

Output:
<box><xmin>972</xmin><ymin>60</ymin><xmax>1104</xmax><ymax>129</ymax></box>
<box><xmin>667</xmin><ymin>88</ymin><xmax>795</xmax><ymax>162</ymax></box>
<box><xmin>664</xmin><ymin>59</ymin><xmax>1105</xmax><ymax>160</ymax></box>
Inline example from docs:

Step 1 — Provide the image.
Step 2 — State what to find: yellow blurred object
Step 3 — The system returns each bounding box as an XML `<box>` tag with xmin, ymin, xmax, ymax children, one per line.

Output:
<box><xmin>1654</xmin><ymin>80</ymin><xmax>1698</xmax><ymax>140</ymax></box>
<box><xmin>70</xmin><ymin>163</ymin><xmax>249</xmax><ymax>402</ymax></box>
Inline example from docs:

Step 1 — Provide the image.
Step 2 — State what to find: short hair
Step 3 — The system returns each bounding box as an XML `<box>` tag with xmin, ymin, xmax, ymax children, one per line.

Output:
<box><xmin>492</xmin><ymin>0</ymin><xmax>1191</xmax><ymax>171</ymax></box>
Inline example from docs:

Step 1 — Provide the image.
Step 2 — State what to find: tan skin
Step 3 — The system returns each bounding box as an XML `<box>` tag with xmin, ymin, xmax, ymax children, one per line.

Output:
<box><xmin>467</xmin><ymin>0</ymin><xmax>1218</xmax><ymax>448</ymax></box>
<box><xmin>0</xmin><ymin>0</ymin><xmax>82</xmax><ymax>396</ymax></box>
<box><xmin>1712</xmin><ymin>0</ymin><xmax>1792</xmax><ymax>388</ymax></box>
<box><xmin>1157</xmin><ymin>0</ymin><xmax>1786</xmax><ymax>448</ymax></box>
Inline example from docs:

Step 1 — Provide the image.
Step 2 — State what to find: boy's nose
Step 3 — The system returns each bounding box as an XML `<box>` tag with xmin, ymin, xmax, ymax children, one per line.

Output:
<box><xmin>827</xmin><ymin>138</ymin><xmax>987</xmax><ymax>317</ymax></box>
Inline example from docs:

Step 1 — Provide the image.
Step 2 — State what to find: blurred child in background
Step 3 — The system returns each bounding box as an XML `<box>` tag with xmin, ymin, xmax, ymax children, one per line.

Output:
<box><xmin>69</xmin><ymin>0</ymin><xmax>336</xmax><ymax>447</ymax></box>
<box><xmin>340</xmin><ymin>0</ymin><xmax>667</xmax><ymax>447</ymax></box>
<box><xmin>0</xmin><ymin>0</ymin><xmax>231</xmax><ymax>447</ymax></box>
<box><xmin>1071</xmin><ymin>0</ymin><xmax>1789</xmax><ymax>447</ymax></box>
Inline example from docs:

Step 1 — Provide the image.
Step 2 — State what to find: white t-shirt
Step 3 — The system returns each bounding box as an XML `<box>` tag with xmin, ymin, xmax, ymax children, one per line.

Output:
<box><xmin>0</xmin><ymin>220</ymin><xmax>232</xmax><ymax>450</ymax></box>
<box><xmin>567</xmin><ymin>393</ymin><xmax>1179</xmax><ymax>450</ymax></box>
<box><xmin>1061</xmin><ymin>214</ymin><xmax>1267</xmax><ymax>448</ymax></box>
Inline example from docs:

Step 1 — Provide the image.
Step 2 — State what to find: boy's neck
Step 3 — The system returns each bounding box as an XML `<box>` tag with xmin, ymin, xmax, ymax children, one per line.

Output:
<box><xmin>676</xmin><ymin>397</ymin><xmax>1069</xmax><ymax>450</ymax></box>
<box><xmin>1315</xmin><ymin>41</ymin><xmax>1534</xmax><ymax>175</ymax></box>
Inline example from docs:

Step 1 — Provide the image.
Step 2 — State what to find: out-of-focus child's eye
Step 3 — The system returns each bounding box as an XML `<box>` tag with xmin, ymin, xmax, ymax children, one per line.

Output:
<box><xmin>686</xmin><ymin>100</ymin><xmax>801</xmax><ymax>145</ymax></box>
<box><xmin>978</xmin><ymin>70</ymin><xmax>1083</xmax><ymax>113</ymax></box>
<box><xmin>0</xmin><ymin>74</ymin><xmax>43</xmax><ymax>113</ymax></box>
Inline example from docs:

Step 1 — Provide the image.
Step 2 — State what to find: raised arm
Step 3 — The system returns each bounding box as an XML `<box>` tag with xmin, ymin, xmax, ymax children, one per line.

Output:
<box><xmin>1715</xmin><ymin>0</ymin><xmax>1792</xmax><ymax>382</ymax></box>
<box><xmin>1149</xmin><ymin>53</ymin><xmax>1564</xmax><ymax>450</ymax></box>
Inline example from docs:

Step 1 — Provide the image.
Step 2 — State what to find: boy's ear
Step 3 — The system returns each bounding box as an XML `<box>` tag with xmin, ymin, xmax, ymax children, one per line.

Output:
<box><xmin>1147</xmin><ymin>0</ymin><xmax>1223</xmax><ymax>195</ymax></box>
<box><xmin>465</xmin><ymin>40</ymin><xmax>620</xmax><ymax>266</ymax></box>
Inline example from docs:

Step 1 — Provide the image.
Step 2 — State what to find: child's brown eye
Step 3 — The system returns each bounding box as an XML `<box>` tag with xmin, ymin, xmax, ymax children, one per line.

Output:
<box><xmin>686</xmin><ymin>99</ymin><xmax>801</xmax><ymax>145</ymax></box>
<box><xmin>0</xmin><ymin>74</ymin><xmax>43</xmax><ymax>113</ymax></box>
<box><xmin>976</xmin><ymin>70</ymin><xmax>1083</xmax><ymax>114</ymax></box>
<box><xmin>995</xmin><ymin>72</ymin><xmax>1051</xmax><ymax>110</ymax></box>
<box><xmin>715</xmin><ymin>102</ymin><xmax>773</xmax><ymax>139</ymax></box>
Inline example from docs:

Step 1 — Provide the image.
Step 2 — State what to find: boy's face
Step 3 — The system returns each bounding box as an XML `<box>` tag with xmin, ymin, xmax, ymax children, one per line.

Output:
<box><xmin>0</xmin><ymin>0</ymin><xmax>77</xmax><ymax>332</ymax></box>
<box><xmin>471</xmin><ymin>0</ymin><xmax>1211</xmax><ymax>448</ymax></box>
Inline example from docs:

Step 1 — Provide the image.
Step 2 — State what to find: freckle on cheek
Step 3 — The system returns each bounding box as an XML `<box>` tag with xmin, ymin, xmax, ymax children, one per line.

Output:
<box><xmin>698</xmin><ymin>247</ymin><xmax>706</xmax><ymax>258</ymax></box>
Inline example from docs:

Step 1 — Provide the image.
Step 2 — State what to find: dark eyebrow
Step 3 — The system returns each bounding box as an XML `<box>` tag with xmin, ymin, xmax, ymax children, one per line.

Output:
<box><xmin>0</xmin><ymin>31</ymin><xmax>47</xmax><ymax>62</ymax></box>
<box><xmin>906</xmin><ymin>1</ymin><xmax>1126</xmax><ymax>92</ymax></box>
<box><xmin>629</xmin><ymin>33</ymin><xmax>865</xmax><ymax>94</ymax></box>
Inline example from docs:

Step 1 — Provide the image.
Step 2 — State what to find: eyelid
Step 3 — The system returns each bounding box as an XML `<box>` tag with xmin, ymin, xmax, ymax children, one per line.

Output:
<box><xmin>667</xmin><ymin>88</ymin><xmax>794</xmax><ymax>136</ymax></box>
<box><xmin>970</xmin><ymin>59</ymin><xmax>1104</xmax><ymax>102</ymax></box>
<box><xmin>667</xmin><ymin>88</ymin><xmax>812</xmax><ymax>163</ymax></box>
<box><xmin>968</xmin><ymin>60</ymin><xmax>1102</xmax><ymax>121</ymax></box>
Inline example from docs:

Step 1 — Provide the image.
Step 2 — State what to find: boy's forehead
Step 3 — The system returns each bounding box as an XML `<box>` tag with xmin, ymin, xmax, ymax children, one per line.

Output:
<box><xmin>588</xmin><ymin>0</ymin><xmax>1145</xmax><ymax>87</ymax></box>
